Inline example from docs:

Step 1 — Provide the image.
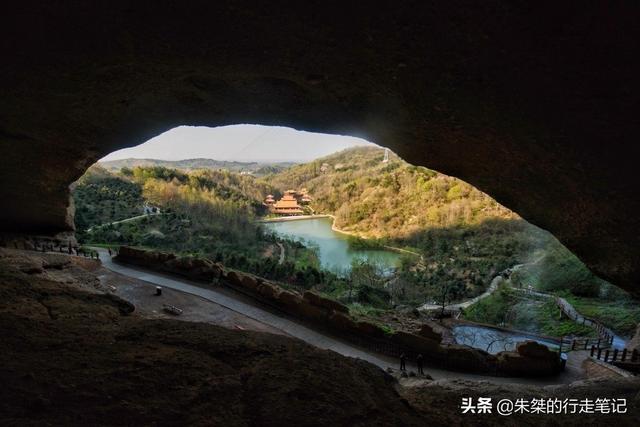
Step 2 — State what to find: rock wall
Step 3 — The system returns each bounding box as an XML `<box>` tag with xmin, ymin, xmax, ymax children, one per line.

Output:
<box><xmin>1</xmin><ymin>1</ymin><xmax>639</xmax><ymax>295</ymax></box>
<box><xmin>497</xmin><ymin>341</ymin><xmax>563</xmax><ymax>377</ymax></box>
<box><xmin>116</xmin><ymin>247</ymin><xmax>561</xmax><ymax>376</ymax></box>
<box><xmin>117</xmin><ymin>246</ymin><xmax>224</xmax><ymax>283</ymax></box>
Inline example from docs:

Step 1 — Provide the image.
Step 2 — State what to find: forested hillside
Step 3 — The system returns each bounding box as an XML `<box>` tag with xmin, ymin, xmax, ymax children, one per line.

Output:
<box><xmin>74</xmin><ymin>165</ymin><xmax>344</xmax><ymax>292</ymax></box>
<box><xmin>72</xmin><ymin>164</ymin><xmax>144</xmax><ymax>237</ymax></box>
<box><xmin>73</xmin><ymin>149</ymin><xmax>626</xmax><ymax>335</ymax></box>
<box><xmin>267</xmin><ymin>147</ymin><xmax>636</xmax><ymax>335</ymax></box>
<box><xmin>266</xmin><ymin>147</ymin><xmax>553</xmax><ymax>305</ymax></box>
<box><xmin>265</xmin><ymin>147</ymin><xmax>514</xmax><ymax>238</ymax></box>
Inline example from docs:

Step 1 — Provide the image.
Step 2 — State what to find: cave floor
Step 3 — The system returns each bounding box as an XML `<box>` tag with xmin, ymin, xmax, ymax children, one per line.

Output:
<box><xmin>1</xmin><ymin>248</ymin><xmax>639</xmax><ymax>425</ymax></box>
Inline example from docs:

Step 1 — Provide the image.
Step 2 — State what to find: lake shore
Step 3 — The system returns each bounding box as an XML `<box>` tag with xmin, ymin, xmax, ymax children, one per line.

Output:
<box><xmin>259</xmin><ymin>214</ymin><xmax>421</xmax><ymax>257</ymax></box>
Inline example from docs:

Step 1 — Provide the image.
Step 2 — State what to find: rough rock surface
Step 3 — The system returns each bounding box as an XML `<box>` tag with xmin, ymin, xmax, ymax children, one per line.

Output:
<box><xmin>400</xmin><ymin>378</ymin><xmax>640</xmax><ymax>426</ymax></box>
<box><xmin>2</xmin><ymin>250</ymin><xmax>640</xmax><ymax>424</ymax></box>
<box><xmin>0</xmin><ymin>249</ymin><xmax>423</xmax><ymax>426</ymax></box>
<box><xmin>0</xmin><ymin>1</ymin><xmax>639</xmax><ymax>294</ymax></box>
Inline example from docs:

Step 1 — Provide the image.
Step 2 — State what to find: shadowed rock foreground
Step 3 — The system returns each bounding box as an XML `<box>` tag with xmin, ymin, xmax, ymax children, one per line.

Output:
<box><xmin>1</xmin><ymin>249</ymin><xmax>639</xmax><ymax>425</ymax></box>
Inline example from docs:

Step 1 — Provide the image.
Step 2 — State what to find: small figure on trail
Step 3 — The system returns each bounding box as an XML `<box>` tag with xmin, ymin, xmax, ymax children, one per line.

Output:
<box><xmin>416</xmin><ymin>353</ymin><xmax>424</xmax><ymax>375</ymax></box>
<box><xmin>108</xmin><ymin>248</ymin><xmax>112</xmax><ymax>257</ymax></box>
<box><xmin>68</xmin><ymin>242</ymin><xmax>73</xmax><ymax>255</ymax></box>
<box><xmin>400</xmin><ymin>353</ymin><xmax>406</xmax><ymax>371</ymax></box>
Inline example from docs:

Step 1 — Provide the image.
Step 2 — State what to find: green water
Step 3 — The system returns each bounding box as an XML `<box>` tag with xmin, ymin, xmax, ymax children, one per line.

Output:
<box><xmin>263</xmin><ymin>217</ymin><xmax>401</xmax><ymax>274</ymax></box>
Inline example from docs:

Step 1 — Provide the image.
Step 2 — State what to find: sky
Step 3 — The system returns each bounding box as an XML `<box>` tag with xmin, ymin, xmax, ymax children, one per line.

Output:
<box><xmin>100</xmin><ymin>125</ymin><xmax>376</xmax><ymax>163</ymax></box>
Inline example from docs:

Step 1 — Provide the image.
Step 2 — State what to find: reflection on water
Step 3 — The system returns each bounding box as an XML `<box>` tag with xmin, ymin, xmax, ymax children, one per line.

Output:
<box><xmin>452</xmin><ymin>325</ymin><xmax>561</xmax><ymax>354</ymax></box>
<box><xmin>263</xmin><ymin>217</ymin><xmax>400</xmax><ymax>274</ymax></box>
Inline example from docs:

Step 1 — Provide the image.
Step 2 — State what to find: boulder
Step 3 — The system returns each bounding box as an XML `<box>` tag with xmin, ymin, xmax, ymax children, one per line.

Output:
<box><xmin>328</xmin><ymin>311</ymin><xmax>358</xmax><ymax>335</ymax></box>
<box><xmin>240</xmin><ymin>275</ymin><xmax>261</xmax><ymax>292</ymax></box>
<box><xmin>225</xmin><ymin>271</ymin><xmax>243</xmax><ymax>287</ymax></box>
<box><xmin>292</xmin><ymin>300</ymin><xmax>330</xmax><ymax>323</ymax></box>
<box><xmin>418</xmin><ymin>323</ymin><xmax>443</xmax><ymax>343</ymax></box>
<box><xmin>439</xmin><ymin>345</ymin><xmax>494</xmax><ymax>372</ymax></box>
<box><xmin>497</xmin><ymin>346</ymin><xmax>560</xmax><ymax>376</ymax></box>
<box><xmin>257</xmin><ymin>282</ymin><xmax>280</xmax><ymax>301</ymax></box>
<box><xmin>303</xmin><ymin>291</ymin><xmax>349</xmax><ymax>314</ymax></box>
<box><xmin>392</xmin><ymin>331</ymin><xmax>440</xmax><ymax>355</ymax></box>
<box><xmin>516</xmin><ymin>340</ymin><xmax>556</xmax><ymax>359</ymax></box>
<box><xmin>276</xmin><ymin>290</ymin><xmax>303</xmax><ymax>311</ymax></box>
<box><xmin>355</xmin><ymin>321</ymin><xmax>386</xmax><ymax>338</ymax></box>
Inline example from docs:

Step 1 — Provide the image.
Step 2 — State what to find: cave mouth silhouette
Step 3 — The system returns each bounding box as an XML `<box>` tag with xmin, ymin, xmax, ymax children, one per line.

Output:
<box><xmin>1</xmin><ymin>1</ymin><xmax>639</xmax><ymax>297</ymax></box>
<box><xmin>80</xmin><ymin>123</ymin><xmax>618</xmax><ymax>296</ymax></box>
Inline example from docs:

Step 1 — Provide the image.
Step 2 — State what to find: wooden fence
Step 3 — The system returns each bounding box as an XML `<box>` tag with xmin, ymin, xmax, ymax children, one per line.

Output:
<box><xmin>513</xmin><ymin>287</ymin><xmax>616</xmax><ymax>347</ymax></box>
<box><xmin>589</xmin><ymin>346</ymin><xmax>640</xmax><ymax>374</ymax></box>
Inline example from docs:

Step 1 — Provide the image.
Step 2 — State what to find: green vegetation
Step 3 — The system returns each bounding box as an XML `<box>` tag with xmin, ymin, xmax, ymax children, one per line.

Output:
<box><xmin>464</xmin><ymin>284</ymin><xmax>597</xmax><ymax>338</ymax></box>
<box><xmin>266</xmin><ymin>147</ymin><xmax>515</xmax><ymax>237</ymax></box>
<box><xmin>511</xmin><ymin>243</ymin><xmax>640</xmax><ymax>336</ymax></box>
<box><xmin>73</xmin><ymin>165</ymin><xmax>144</xmax><ymax>239</ymax></box>
<box><xmin>76</xmin><ymin>165</ymin><xmax>344</xmax><ymax>291</ymax></box>
<box><xmin>266</xmin><ymin>147</ymin><xmax>554</xmax><ymax>306</ymax></box>
<box><xmin>562</xmin><ymin>294</ymin><xmax>640</xmax><ymax>337</ymax></box>
<box><xmin>73</xmin><ymin>147</ymin><xmax>636</xmax><ymax>340</ymax></box>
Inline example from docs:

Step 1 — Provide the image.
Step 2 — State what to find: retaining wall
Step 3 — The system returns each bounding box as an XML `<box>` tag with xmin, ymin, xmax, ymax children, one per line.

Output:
<box><xmin>116</xmin><ymin>246</ymin><xmax>562</xmax><ymax>377</ymax></box>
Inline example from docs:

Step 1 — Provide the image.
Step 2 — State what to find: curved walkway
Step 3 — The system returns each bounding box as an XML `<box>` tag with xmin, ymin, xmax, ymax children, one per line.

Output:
<box><xmin>511</xmin><ymin>287</ymin><xmax>627</xmax><ymax>349</ymax></box>
<box><xmin>416</xmin><ymin>258</ymin><xmax>535</xmax><ymax>313</ymax></box>
<box><xmin>94</xmin><ymin>248</ymin><xmax>574</xmax><ymax>385</ymax></box>
<box><xmin>419</xmin><ymin>274</ymin><xmax>504</xmax><ymax>312</ymax></box>
<box><xmin>87</xmin><ymin>212</ymin><xmax>163</xmax><ymax>232</ymax></box>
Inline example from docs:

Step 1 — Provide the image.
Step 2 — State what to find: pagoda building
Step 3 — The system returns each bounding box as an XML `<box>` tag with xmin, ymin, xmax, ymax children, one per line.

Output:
<box><xmin>272</xmin><ymin>193</ymin><xmax>304</xmax><ymax>215</ymax></box>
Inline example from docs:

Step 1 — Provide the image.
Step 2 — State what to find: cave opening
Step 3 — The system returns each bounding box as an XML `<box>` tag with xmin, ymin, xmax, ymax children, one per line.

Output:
<box><xmin>2</xmin><ymin>2</ymin><xmax>640</xmax><ymax>422</ymax></box>
<box><xmin>72</xmin><ymin>123</ymin><xmax>636</xmax><ymax>358</ymax></box>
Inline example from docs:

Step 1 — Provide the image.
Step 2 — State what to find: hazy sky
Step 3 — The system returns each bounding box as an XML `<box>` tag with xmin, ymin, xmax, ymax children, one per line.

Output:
<box><xmin>100</xmin><ymin>125</ymin><xmax>376</xmax><ymax>163</ymax></box>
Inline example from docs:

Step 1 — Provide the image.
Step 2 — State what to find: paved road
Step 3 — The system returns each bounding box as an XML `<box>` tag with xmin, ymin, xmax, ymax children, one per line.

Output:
<box><xmin>419</xmin><ymin>275</ymin><xmax>504</xmax><ymax>312</ymax></box>
<box><xmin>95</xmin><ymin>248</ymin><xmax>578</xmax><ymax>385</ymax></box>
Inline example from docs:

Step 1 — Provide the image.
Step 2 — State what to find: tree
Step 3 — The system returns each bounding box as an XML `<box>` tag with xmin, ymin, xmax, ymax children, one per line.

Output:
<box><xmin>350</xmin><ymin>259</ymin><xmax>385</xmax><ymax>289</ymax></box>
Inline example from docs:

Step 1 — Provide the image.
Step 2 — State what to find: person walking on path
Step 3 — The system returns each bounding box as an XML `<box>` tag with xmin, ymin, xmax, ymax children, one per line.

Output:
<box><xmin>399</xmin><ymin>353</ymin><xmax>406</xmax><ymax>371</ymax></box>
<box><xmin>416</xmin><ymin>354</ymin><xmax>424</xmax><ymax>375</ymax></box>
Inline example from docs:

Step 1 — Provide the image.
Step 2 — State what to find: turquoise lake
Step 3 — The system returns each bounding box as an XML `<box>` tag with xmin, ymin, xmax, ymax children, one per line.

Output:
<box><xmin>262</xmin><ymin>217</ymin><xmax>401</xmax><ymax>274</ymax></box>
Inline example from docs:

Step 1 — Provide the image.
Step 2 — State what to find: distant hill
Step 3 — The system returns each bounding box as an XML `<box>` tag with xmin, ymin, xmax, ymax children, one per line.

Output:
<box><xmin>99</xmin><ymin>158</ymin><xmax>295</xmax><ymax>176</ymax></box>
<box><xmin>265</xmin><ymin>146</ymin><xmax>516</xmax><ymax>239</ymax></box>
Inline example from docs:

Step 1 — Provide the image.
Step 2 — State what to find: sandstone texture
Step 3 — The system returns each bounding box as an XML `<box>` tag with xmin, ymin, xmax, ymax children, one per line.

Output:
<box><xmin>2</xmin><ymin>249</ymin><xmax>639</xmax><ymax>425</ymax></box>
<box><xmin>0</xmin><ymin>249</ymin><xmax>423</xmax><ymax>426</ymax></box>
<box><xmin>0</xmin><ymin>1</ymin><xmax>639</xmax><ymax>295</ymax></box>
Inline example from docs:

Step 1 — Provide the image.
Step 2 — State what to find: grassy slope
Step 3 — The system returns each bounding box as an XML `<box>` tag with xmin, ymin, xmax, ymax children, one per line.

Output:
<box><xmin>513</xmin><ymin>243</ymin><xmax>640</xmax><ymax>337</ymax></box>
<box><xmin>463</xmin><ymin>285</ymin><xmax>597</xmax><ymax>338</ymax></box>
<box><xmin>72</xmin><ymin>164</ymin><xmax>144</xmax><ymax>235</ymax></box>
